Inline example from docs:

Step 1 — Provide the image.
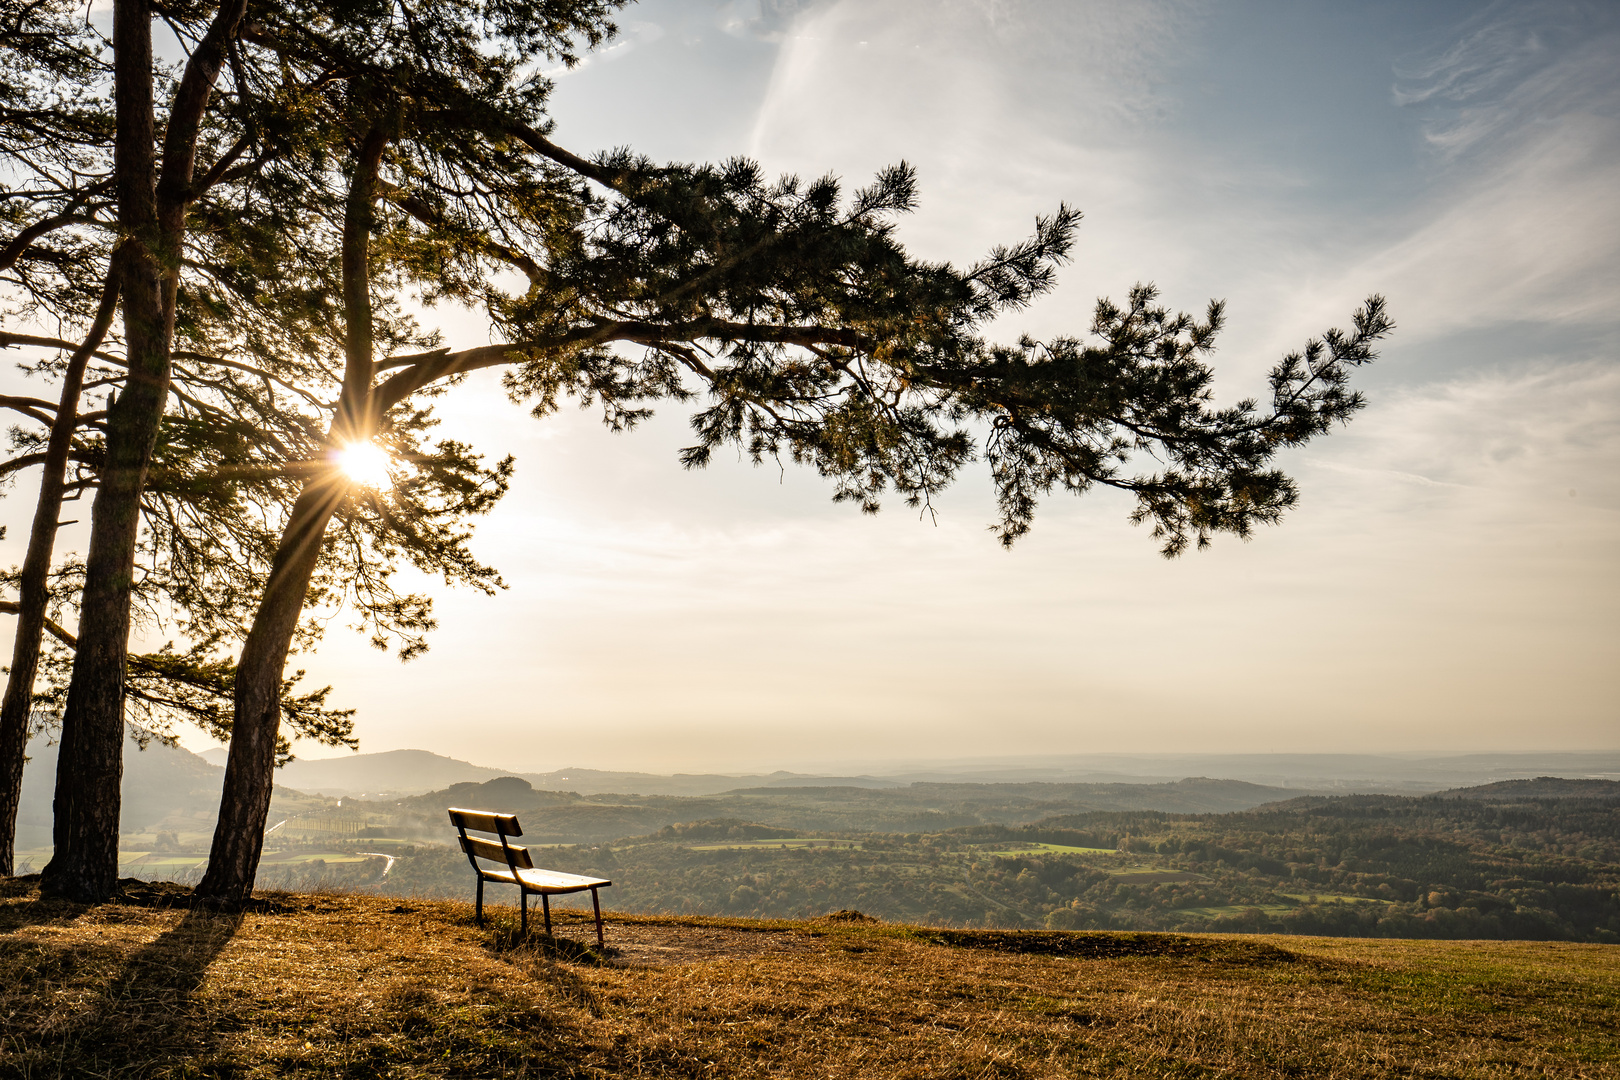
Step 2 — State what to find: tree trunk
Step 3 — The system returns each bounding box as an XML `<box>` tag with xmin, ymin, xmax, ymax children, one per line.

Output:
<box><xmin>193</xmin><ymin>479</ymin><xmax>349</xmax><ymax>903</ymax></box>
<box><xmin>39</xmin><ymin>0</ymin><xmax>161</xmax><ymax>903</ymax></box>
<box><xmin>0</xmin><ymin>268</ymin><xmax>119</xmax><ymax>877</ymax></box>
<box><xmin>40</xmin><ymin>0</ymin><xmax>245</xmax><ymax>902</ymax></box>
<box><xmin>194</xmin><ymin>127</ymin><xmax>389</xmax><ymax>906</ymax></box>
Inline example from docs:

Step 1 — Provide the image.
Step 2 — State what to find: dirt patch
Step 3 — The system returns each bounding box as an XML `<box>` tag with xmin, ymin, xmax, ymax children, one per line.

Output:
<box><xmin>478</xmin><ymin>909</ymin><xmax>822</xmax><ymax>968</ymax></box>
<box><xmin>594</xmin><ymin>920</ymin><xmax>820</xmax><ymax>967</ymax></box>
<box><xmin>907</xmin><ymin>928</ymin><xmax>1299</xmax><ymax>964</ymax></box>
<box><xmin>115</xmin><ymin>877</ymin><xmax>198</xmax><ymax>908</ymax></box>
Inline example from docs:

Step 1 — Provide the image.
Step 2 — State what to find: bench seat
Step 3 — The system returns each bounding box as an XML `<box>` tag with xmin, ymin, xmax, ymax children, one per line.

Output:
<box><xmin>479</xmin><ymin>868</ymin><xmax>612</xmax><ymax>894</ymax></box>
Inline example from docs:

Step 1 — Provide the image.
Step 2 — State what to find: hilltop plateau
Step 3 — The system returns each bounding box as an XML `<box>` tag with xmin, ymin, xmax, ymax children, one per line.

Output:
<box><xmin>2</xmin><ymin>879</ymin><xmax>1616</xmax><ymax>1078</ymax></box>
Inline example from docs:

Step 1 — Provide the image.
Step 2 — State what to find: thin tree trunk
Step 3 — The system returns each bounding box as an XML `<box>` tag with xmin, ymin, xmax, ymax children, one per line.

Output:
<box><xmin>195</xmin><ymin>128</ymin><xmax>389</xmax><ymax>906</ymax></box>
<box><xmin>0</xmin><ymin>266</ymin><xmax>119</xmax><ymax>877</ymax></box>
<box><xmin>42</xmin><ymin>0</ymin><xmax>246</xmax><ymax>903</ymax></box>
<box><xmin>193</xmin><ymin>479</ymin><xmax>348</xmax><ymax>903</ymax></box>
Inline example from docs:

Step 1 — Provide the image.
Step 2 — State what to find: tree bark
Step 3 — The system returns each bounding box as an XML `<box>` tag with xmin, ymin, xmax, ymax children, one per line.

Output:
<box><xmin>0</xmin><ymin>266</ymin><xmax>119</xmax><ymax>877</ymax></box>
<box><xmin>41</xmin><ymin>0</ymin><xmax>247</xmax><ymax>903</ymax></box>
<box><xmin>195</xmin><ymin>128</ymin><xmax>389</xmax><ymax>905</ymax></box>
<box><xmin>39</xmin><ymin>0</ymin><xmax>161</xmax><ymax>902</ymax></box>
<box><xmin>192</xmin><ymin>480</ymin><xmax>348</xmax><ymax>903</ymax></box>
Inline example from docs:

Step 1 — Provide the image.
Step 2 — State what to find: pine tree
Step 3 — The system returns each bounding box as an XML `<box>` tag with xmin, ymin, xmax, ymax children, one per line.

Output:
<box><xmin>0</xmin><ymin>0</ymin><xmax>520</xmax><ymax>884</ymax></box>
<box><xmin>188</xmin><ymin>7</ymin><xmax>1387</xmax><ymax>901</ymax></box>
<box><xmin>4</xmin><ymin>1</ymin><xmax>1390</xmax><ymax>905</ymax></box>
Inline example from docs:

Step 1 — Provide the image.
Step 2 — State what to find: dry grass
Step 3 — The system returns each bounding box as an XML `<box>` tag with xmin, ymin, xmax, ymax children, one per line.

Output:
<box><xmin>2</xmin><ymin>876</ymin><xmax>1617</xmax><ymax>1078</ymax></box>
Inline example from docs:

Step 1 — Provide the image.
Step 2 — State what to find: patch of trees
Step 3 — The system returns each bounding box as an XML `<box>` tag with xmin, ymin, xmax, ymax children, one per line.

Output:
<box><xmin>655</xmin><ymin>820</ymin><xmax>800</xmax><ymax>842</ymax></box>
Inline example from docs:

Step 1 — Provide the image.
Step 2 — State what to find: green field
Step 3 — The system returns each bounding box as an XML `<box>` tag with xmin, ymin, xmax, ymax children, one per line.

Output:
<box><xmin>1279</xmin><ymin>892</ymin><xmax>1394</xmax><ymax>906</ymax></box>
<box><xmin>975</xmin><ymin>842</ymin><xmax>1119</xmax><ymax>856</ymax></box>
<box><xmin>686</xmin><ymin>838</ymin><xmax>864</xmax><ymax>851</ymax></box>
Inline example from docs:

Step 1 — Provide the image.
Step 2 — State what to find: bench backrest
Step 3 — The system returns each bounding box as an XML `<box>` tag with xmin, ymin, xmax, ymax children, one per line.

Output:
<box><xmin>448</xmin><ymin>808</ymin><xmax>521</xmax><ymax>836</ymax></box>
<box><xmin>458</xmin><ymin>833</ymin><xmax>536</xmax><ymax>869</ymax></box>
<box><xmin>448</xmin><ymin>807</ymin><xmax>533</xmax><ymax>876</ymax></box>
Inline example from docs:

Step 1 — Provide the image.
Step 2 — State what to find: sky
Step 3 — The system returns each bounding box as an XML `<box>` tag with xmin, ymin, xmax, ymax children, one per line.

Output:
<box><xmin>5</xmin><ymin>0</ymin><xmax>1617</xmax><ymax>772</ymax></box>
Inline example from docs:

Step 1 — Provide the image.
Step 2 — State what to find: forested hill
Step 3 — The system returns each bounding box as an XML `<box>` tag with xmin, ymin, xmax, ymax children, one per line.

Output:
<box><xmin>923</xmin><ymin>785</ymin><xmax>1620</xmax><ymax>940</ymax></box>
<box><xmin>363</xmin><ymin>777</ymin><xmax>1620</xmax><ymax>942</ymax></box>
<box><xmin>1019</xmin><ymin>785</ymin><xmax>1619</xmax><ymax>859</ymax></box>
<box><xmin>392</xmin><ymin>775</ymin><xmax>1313</xmax><ymax>841</ymax></box>
<box><xmin>1436</xmin><ymin>777</ymin><xmax>1620</xmax><ymax>801</ymax></box>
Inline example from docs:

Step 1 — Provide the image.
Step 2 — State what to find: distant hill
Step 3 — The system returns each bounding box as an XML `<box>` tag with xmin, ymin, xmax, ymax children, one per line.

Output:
<box><xmin>386</xmin><ymin>773</ymin><xmax>1318</xmax><ymax>844</ymax></box>
<box><xmin>908</xmin><ymin>778</ymin><xmax>1300</xmax><ymax>815</ymax></box>
<box><xmin>186</xmin><ymin>748</ymin><xmax>1620</xmax><ymax>799</ymax></box>
<box><xmin>215</xmin><ymin>748</ymin><xmax>904</xmax><ymax>798</ymax></box>
<box><xmin>518</xmin><ymin>767</ymin><xmax>900</xmax><ymax>796</ymax></box>
<box><xmin>264</xmin><ymin>749</ymin><xmax>520</xmax><ymax>796</ymax></box>
<box><xmin>17</xmin><ymin>731</ymin><xmax>226</xmax><ymax>849</ymax></box>
<box><xmin>1437</xmin><ymin>776</ymin><xmax>1620</xmax><ymax>801</ymax></box>
<box><xmin>874</xmin><ymin>751</ymin><xmax>1620</xmax><ymax>793</ymax></box>
<box><xmin>14</xmin><ymin>731</ymin><xmax>330</xmax><ymax>864</ymax></box>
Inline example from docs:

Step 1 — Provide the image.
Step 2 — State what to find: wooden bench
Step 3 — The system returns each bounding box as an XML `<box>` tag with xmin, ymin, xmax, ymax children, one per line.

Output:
<box><xmin>448</xmin><ymin>807</ymin><xmax>612</xmax><ymax>947</ymax></box>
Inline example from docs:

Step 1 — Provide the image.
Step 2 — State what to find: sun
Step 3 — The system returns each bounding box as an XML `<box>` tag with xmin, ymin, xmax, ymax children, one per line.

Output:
<box><xmin>334</xmin><ymin>441</ymin><xmax>392</xmax><ymax>488</ymax></box>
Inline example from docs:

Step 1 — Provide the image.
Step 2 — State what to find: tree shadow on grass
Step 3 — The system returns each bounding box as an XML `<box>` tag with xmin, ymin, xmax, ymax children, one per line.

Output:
<box><xmin>0</xmin><ymin>874</ymin><xmax>86</xmax><ymax>932</ymax></box>
<box><xmin>2</xmin><ymin>903</ymin><xmax>243</xmax><ymax>1078</ymax></box>
<box><xmin>0</xmin><ymin>875</ymin><xmax>194</xmax><ymax>932</ymax></box>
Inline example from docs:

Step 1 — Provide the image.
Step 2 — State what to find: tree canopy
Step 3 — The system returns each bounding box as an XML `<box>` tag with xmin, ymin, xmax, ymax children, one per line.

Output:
<box><xmin>0</xmin><ymin>0</ymin><xmax>1390</xmax><ymax>903</ymax></box>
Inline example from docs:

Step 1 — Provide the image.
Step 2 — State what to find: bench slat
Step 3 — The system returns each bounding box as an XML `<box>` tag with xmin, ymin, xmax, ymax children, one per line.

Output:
<box><xmin>476</xmin><ymin>867</ymin><xmax>613</xmax><ymax>894</ymax></box>
<box><xmin>448</xmin><ymin>807</ymin><xmax>522</xmax><ymax>836</ymax></box>
<box><xmin>517</xmin><ymin>869</ymin><xmax>612</xmax><ymax>892</ymax></box>
<box><xmin>460</xmin><ymin>833</ymin><xmax>535</xmax><ymax>869</ymax></box>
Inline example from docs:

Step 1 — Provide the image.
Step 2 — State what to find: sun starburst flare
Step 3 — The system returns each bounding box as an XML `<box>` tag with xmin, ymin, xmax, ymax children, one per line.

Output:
<box><xmin>334</xmin><ymin>441</ymin><xmax>392</xmax><ymax>488</ymax></box>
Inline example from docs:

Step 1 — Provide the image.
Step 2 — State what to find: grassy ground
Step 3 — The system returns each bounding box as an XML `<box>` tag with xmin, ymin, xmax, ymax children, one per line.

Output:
<box><xmin>2</xmin><ymin>877</ymin><xmax>1617</xmax><ymax>1079</ymax></box>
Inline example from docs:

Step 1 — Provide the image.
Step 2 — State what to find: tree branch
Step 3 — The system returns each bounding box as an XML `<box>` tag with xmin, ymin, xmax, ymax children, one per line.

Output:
<box><xmin>0</xmin><ymin>601</ymin><xmax>77</xmax><ymax>647</ymax></box>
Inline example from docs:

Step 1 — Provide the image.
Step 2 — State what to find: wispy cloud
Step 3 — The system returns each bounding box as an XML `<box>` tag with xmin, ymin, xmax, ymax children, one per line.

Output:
<box><xmin>749</xmin><ymin>0</ymin><xmax>1200</xmax><ymax>162</ymax></box>
<box><xmin>1313</xmin><ymin>358</ymin><xmax>1620</xmax><ymax>510</ymax></box>
<box><xmin>1318</xmin><ymin>120</ymin><xmax>1619</xmax><ymax>341</ymax></box>
<box><xmin>718</xmin><ymin>0</ymin><xmax>822</xmax><ymax>42</ymax></box>
<box><xmin>1284</xmin><ymin>2</ymin><xmax>1620</xmax><ymax>343</ymax></box>
<box><xmin>1393</xmin><ymin>0</ymin><xmax>1620</xmax><ymax>160</ymax></box>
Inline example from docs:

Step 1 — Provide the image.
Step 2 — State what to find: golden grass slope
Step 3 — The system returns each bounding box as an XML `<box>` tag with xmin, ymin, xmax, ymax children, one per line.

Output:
<box><xmin>1</xmin><ymin>878</ymin><xmax>1617</xmax><ymax>1078</ymax></box>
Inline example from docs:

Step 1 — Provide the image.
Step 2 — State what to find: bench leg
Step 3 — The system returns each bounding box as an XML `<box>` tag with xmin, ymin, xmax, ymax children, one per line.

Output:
<box><xmin>520</xmin><ymin>889</ymin><xmax>528</xmax><ymax>934</ymax></box>
<box><xmin>476</xmin><ymin>877</ymin><xmax>484</xmax><ymax>926</ymax></box>
<box><xmin>591</xmin><ymin>887</ymin><xmax>604</xmax><ymax>949</ymax></box>
<box><xmin>541</xmin><ymin>893</ymin><xmax>551</xmax><ymax>936</ymax></box>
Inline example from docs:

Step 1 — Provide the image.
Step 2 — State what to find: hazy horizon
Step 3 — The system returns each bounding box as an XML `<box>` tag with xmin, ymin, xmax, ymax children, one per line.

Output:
<box><xmin>3</xmin><ymin>0</ymin><xmax>1616</xmax><ymax>774</ymax></box>
<box><xmin>225</xmin><ymin>742</ymin><xmax>1620</xmax><ymax>787</ymax></box>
